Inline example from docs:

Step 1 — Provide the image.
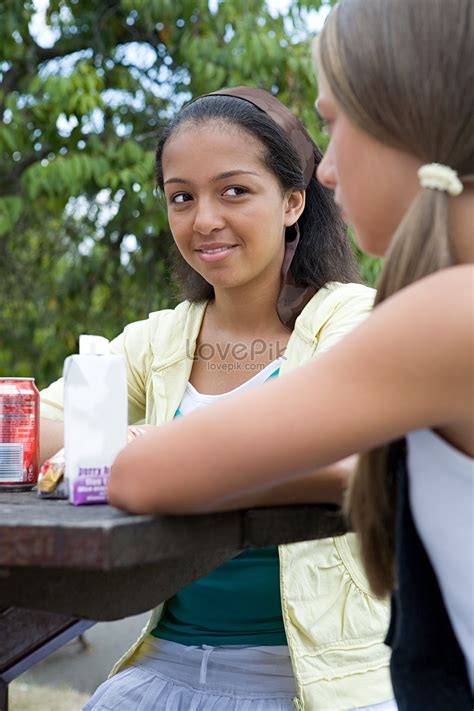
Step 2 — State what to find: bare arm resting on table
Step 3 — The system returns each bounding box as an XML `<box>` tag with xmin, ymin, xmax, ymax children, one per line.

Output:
<box><xmin>108</xmin><ymin>266</ymin><xmax>474</xmax><ymax>514</ymax></box>
<box><xmin>230</xmin><ymin>456</ymin><xmax>355</xmax><ymax>508</ymax></box>
<box><xmin>127</xmin><ymin>423</ymin><xmax>355</xmax><ymax>507</ymax></box>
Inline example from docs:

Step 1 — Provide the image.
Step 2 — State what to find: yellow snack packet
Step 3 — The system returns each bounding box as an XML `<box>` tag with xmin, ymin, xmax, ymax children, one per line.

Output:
<box><xmin>38</xmin><ymin>448</ymin><xmax>66</xmax><ymax>494</ymax></box>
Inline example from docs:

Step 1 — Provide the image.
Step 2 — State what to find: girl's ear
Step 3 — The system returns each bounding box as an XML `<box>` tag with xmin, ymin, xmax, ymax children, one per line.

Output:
<box><xmin>284</xmin><ymin>188</ymin><xmax>306</xmax><ymax>227</ymax></box>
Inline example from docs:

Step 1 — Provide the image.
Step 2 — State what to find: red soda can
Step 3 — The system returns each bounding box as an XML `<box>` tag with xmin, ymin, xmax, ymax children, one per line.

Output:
<box><xmin>0</xmin><ymin>377</ymin><xmax>39</xmax><ymax>490</ymax></box>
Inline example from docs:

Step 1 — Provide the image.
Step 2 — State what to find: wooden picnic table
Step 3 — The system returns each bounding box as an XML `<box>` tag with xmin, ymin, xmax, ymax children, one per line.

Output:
<box><xmin>0</xmin><ymin>490</ymin><xmax>348</xmax><ymax>710</ymax></box>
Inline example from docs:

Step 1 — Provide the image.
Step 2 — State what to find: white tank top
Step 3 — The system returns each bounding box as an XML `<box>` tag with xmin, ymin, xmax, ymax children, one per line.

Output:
<box><xmin>407</xmin><ymin>428</ymin><xmax>474</xmax><ymax>690</ymax></box>
<box><xmin>176</xmin><ymin>358</ymin><xmax>282</xmax><ymax>416</ymax></box>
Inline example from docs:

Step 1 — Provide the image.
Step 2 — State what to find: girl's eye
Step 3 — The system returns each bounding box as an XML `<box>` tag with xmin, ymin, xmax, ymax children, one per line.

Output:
<box><xmin>315</xmin><ymin>105</ymin><xmax>333</xmax><ymax>137</ymax></box>
<box><xmin>171</xmin><ymin>193</ymin><xmax>192</xmax><ymax>204</ymax></box>
<box><xmin>223</xmin><ymin>186</ymin><xmax>248</xmax><ymax>197</ymax></box>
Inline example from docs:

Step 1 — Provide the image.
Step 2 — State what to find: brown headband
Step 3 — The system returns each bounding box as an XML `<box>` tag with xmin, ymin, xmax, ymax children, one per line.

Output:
<box><xmin>193</xmin><ymin>86</ymin><xmax>316</xmax><ymax>187</ymax></box>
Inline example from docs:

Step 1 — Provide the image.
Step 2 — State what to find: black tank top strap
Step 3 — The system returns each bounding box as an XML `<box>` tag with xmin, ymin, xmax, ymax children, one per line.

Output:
<box><xmin>386</xmin><ymin>439</ymin><xmax>473</xmax><ymax>709</ymax></box>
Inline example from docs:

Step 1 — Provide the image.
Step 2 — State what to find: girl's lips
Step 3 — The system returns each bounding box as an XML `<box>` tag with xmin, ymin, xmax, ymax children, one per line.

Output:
<box><xmin>195</xmin><ymin>245</ymin><xmax>238</xmax><ymax>263</ymax></box>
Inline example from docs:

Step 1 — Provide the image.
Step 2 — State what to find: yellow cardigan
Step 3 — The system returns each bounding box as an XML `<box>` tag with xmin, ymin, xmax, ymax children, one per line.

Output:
<box><xmin>40</xmin><ymin>282</ymin><xmax>393</xmax><ymax>710</ymax></box>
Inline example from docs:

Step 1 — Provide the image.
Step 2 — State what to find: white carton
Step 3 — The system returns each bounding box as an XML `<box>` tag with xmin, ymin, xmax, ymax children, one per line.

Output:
<box><xmin>64</xmin><ymin>335</ymin><xmax>127</xmax><ymax>505</ymax></box>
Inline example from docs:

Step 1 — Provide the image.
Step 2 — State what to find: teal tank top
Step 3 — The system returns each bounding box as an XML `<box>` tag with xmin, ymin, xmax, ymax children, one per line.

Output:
<box><xmin>152</xmin><ymin>364</ymin><xmax>286</xmax><ymax>646</ymax></box>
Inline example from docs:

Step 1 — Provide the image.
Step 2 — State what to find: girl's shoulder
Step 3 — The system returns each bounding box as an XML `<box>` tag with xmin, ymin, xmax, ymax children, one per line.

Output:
<box><xmin>405</xmin><ymin>264</ymin><xmax>473</xmax><ymax>290</ymax></box>
<box><xmin>147</xmin><ymin>299</ymin><xmax>206</xmax><ymax>332</ymax></box>
<box><xmin>304</xmin><ymin>281</ymin><xmax>375</xmax><ymax>315</ymax></box>
<box><xmin>377</xmin><ymin>265</ymin><xmax>473</xmax><ymax>325</ymax></box>
<box><xmin>360</xmin><ymin>266</ymin><xmax>473</xmax><ymax>379</ymax></box>
<box><xmin>285</xmin><ymin>282</ymin><xmax>375</xmax><ymax>357</ymax></box>
<box><xmin>109</xmin><ymin>300</ymin><xmax>207</xmax><ymax>367</ymax></box>
<box><xmin>121</xmin><ymin>300</ymin><xmax>207</xmax><ymax>344</ymax></box>
<box><xmin>296</xmin><ymin>281</ymin><xmax>375</xmax><ymax>336</ymax></box>
<box><xmin>317</xmin><ymin>280</ymin><xmax>376</xmax><ymax>301</ymax></box>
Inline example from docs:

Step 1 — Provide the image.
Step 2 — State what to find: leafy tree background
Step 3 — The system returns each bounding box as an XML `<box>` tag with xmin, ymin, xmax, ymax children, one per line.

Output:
<box><xmin>0</xmin><ymin>0</ymin><xmax>380</xmax><ymax>388</ymax></box>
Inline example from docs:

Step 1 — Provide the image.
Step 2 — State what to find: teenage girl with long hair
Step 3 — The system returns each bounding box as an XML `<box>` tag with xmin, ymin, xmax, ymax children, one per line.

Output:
<box><xmin>108</xmin><ymin>1</ymin><xmax>474</xmax><ymax>708</ymax></box>
<box><xmin>41</xmin><ymin>88</ymin><xmax>395</xmax><ymax>709</ymax></box>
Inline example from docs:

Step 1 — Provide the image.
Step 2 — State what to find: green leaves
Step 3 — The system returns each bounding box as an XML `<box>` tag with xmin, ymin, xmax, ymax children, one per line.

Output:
<box><xmin>0</xmin><ymin>196</ymin><xmax>22</xmax><ymax>235</ymax></box>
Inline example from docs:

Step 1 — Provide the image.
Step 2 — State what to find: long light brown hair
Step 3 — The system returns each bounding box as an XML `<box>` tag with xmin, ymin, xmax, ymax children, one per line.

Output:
<box><xmin>317</xmin><ymin>0</ymin><xmax>474</xmax><ymax>597</ymax></box>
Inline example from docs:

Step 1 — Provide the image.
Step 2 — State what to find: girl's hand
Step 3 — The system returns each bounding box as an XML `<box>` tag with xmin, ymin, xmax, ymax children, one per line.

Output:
<box><xmin>127</xmin><ymin>425</ymin><xmax>157</xmax><ymax>441</ymax></box>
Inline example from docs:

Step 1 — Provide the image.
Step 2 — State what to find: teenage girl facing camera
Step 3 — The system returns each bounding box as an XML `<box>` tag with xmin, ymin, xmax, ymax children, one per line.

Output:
<box><xmin>40</xmin><ymin>89</ymin><xmax>396</xmax><ymax>709</ymax></box>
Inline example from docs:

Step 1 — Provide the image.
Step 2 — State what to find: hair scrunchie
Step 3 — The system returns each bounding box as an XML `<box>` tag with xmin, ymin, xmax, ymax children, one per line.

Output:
<box><xmin>418</xmin><ymin>163</ymin><xmax>463</xmax><ymax>196</ymax></box>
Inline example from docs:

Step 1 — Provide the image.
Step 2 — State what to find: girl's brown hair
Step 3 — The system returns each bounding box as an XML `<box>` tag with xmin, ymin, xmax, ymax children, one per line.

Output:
<box><xmin>317</xmin><ymin>0</ymin><xmax>474</xmax><ymax>597</ymax></box>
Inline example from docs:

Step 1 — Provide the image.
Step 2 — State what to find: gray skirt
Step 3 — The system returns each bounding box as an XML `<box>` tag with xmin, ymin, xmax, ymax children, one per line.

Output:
<box><xmin>82</xmin><ymin>638</ymin><xmax>297</xmax><ymax>710</ymax></box>
<box><xmin>82</xmin><ymin>637</ymin><xmax>398</xmax><ymax>711</ymax></box>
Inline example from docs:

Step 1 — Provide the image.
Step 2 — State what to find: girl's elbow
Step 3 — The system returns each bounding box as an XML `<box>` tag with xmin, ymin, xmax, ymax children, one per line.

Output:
<box><xmin>107</xmin><ymin>451</ymin><xmax>219</xmax><ymax>515</ymax></box>
<box><xmin>107</xmin><ymin>456</ymin><xmax>140</xmax><ymax>511</ymax></box>
<box><xmin>107</xmin><ymin>468</ymin><xmax>130</xmax><ymax>510</ymax></box>
<box><xmin>108</xmin><ymin>457</ymin><xmax>168</xmax><ymax>514</ymax></box>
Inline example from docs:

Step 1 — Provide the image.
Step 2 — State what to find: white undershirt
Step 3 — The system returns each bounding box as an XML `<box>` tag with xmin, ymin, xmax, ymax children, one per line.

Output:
<box><xmin>176</xmin><ymin>358</ymin><xmax>283</xmax><ymax>416</ymax></box>
<box><xmin>407</xmin><ymin>428</ymin><xmax>474</xmax><ymax>690</ymax></box>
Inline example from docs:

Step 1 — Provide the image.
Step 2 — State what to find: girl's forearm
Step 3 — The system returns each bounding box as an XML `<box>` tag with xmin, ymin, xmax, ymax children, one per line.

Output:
<box><xmin>108</xmin><ymin>269</ymin><xmax>471</xmax><ymax>515</ymax></box>
<box><xmin>107</xmin><ymin>369</ymin><xmax>367</xmax><ymax>515</ymax></box>
<box><xmin>200</xmin><ymin>456</ymin><xmax>354</xmax><ymax>511</ymax></box>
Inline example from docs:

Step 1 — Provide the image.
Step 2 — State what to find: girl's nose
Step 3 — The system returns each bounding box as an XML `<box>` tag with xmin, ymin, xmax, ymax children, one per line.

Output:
<box><xmin>192</xmin><ymin>199</ymin><xmax>226</xmax><ymax>235</ymax></box>
<box><xmin>316</xmin><ymin>150</ymin><xmax>337</xmax><ymax>191</ymax></box>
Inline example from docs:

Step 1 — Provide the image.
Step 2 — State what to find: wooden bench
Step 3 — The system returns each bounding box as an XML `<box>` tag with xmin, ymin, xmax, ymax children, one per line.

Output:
<box><xmin>0</xmin><ymin>608</ymin><xmax>94</xmax><ymax>711</ymax></box>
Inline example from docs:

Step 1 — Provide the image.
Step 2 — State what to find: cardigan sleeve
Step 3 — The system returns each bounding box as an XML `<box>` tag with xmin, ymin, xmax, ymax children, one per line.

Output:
<box><xmin>314</xmin><ymin>283</ymin><xmax>375</xmax><ymax>356</ymax></box>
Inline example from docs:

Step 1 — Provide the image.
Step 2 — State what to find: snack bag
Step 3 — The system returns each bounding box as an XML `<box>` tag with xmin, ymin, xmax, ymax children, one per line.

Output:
<box><xmin>37</xmin><ymin>447</ymin><xmax>68</xmax><ymax>498</ymax></box>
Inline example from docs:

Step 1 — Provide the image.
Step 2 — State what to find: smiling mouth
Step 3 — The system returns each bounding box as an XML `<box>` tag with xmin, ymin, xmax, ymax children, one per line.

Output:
<box><xmin>195</xmin><ymin>244</ymin><xmax>238</xmax><ymax>262</ymax></box>
<box><xmin>196</xmin><ymin>245</ymin><xmax>237</xmax><ymax>254</ymax></box>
